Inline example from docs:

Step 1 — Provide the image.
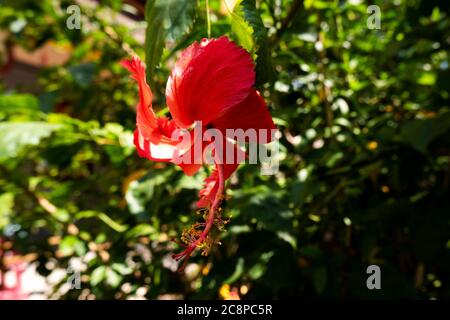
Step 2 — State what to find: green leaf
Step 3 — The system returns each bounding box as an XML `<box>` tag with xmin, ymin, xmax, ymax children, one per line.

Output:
<box><xmin>0</xmin><ymin>94</ymin><xmax>40</xmax><ymax>113</ymax></box>
<box><xmin>416</xmin><ymin>72</ymin><xmax>436</xmax><ymax>86</ymax></box>
<box><xmin>229</xmin><ymin>1</ymin><xmax>254</xmax><ymax>52</ymax></box>
<box><xmin>248</xmin><ymin>251</ymin><xmax>274</xmax><ymax>280</ymax></box>
<box><xmin>112</xmin><ymin>263</ymin><xmax>133</xmax><ymax>276</ymax></box>
<box><xmin>399</xmin><ymin>112</ymin><xmax>450</xmax><ymax>153</ymax></box>
<box><xmin>0</xmin><ymin>122</ymin><xmax>63</xmax><ymax>159</ymax></box>
<box><xmin>125</xmin><ymin>170</ymin><xmax>171</xmax><ymax>214</ymax></box>
<box><xmin>106</xmin><ymin>267</ymin><xmax>122</xmax><ymax>288</ymax></box>
<box><xmin>144</xmin><ymin>0</ymin><xmax>197</xmax><ymax>79</ymax></box>
<box><xmin>59</xmin><ymin>235</ymin><xmax>86</xmax><ymax>257</ymax></box>
<box><xmin>90</xmin><ymin>266</ymin><xmax>107</xmax><ymax>286</ymax></box>
<box><xmin>224</xmin><ymin>257</ymin><xmax>245</xmax><ymax>284</ymax></box>
<box><xmin>0</xmin><ymin>193</ymin><xmax>14</xmax><ymax>230</ymax></box>
<box><xmin>231</xmin><ymin>186</ymin><xmax>294</xmax><ymax>235</ymax></box>
<box><xmin>52</xmin><ymin>209</ymin><xmax>71</xmax><ymax>223</ymax></box>
<box><xmin>276</xmin><ymin>231</ymin><xmax>297</xmax><ymax>249</ymax></box>
<box><xmin>125</xmin><ymin>224</ymin><xmax>156</xmax><ymax>239</ymax></box>
<box><xmin>230</xmin><ymin>0</ymin><xmax>273</xmax><ymax>85</ymax></box>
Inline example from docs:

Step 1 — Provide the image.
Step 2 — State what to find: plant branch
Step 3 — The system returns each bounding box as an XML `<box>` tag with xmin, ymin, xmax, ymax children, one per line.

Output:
<box><xmin>270</xmin><ymin>0</ymin><xmax>303</xmax><ymax>44</ymax></box>
<box><xmin>0</xmin><ymin>165</ymin><xmax>59</xmax><ymax>216</ymax></box>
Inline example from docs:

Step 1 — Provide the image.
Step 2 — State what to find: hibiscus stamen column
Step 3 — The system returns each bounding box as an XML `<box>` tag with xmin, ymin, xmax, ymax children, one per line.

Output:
<box><xmin>172</xmin><ymin>162</ymin><xmax>225</xmax><ymax>272</ymax></box>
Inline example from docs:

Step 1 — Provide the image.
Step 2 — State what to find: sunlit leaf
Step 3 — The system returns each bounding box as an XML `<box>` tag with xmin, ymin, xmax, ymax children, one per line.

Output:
<box><xmin>230</xmin><ymin>0</ymin><xmax>273</xmax><ymax>85</ymax></box>
<box><xmin>0</xmin><ymin>122</ymin><xmax>63</xmax><ymax>159</ymax></box>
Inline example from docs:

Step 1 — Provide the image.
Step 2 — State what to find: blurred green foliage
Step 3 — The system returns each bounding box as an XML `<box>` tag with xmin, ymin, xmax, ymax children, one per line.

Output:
<box><xmin>0</xmin><ymin>0</ymin><xmax>449</xmax><ymax>299</ymax></box>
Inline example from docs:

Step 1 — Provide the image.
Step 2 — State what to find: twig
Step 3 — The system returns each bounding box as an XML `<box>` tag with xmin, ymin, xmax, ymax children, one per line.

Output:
<box><xmin>206</xmin><ymin>0</ymin><xmax>211</xmax><ymax>38</ymax></box>
<box><xmin>270</xmin><ymin>0</ymin><xmax>304</xmax><ymax>44</ymax></box>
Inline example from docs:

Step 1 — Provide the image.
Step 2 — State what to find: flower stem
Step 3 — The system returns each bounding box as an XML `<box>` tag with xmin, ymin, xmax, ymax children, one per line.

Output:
<box><xmin>206</xmin><ymin>0</ymin><xmax>211</xmax><ymax>38</ymax></box>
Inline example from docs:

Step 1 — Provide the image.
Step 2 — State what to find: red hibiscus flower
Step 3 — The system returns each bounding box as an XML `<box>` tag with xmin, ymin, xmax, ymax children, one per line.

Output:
<box><xmin>122</xmin><ymin>36</ymin><xmax>276</xmax><ymax>271</ymax></box>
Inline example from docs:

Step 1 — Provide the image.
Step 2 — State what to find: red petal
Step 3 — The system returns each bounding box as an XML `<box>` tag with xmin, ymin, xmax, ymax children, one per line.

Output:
<box><xmin>196</xmin><ymin>169</ymin><xmax>220</xmax><ymax>208</ymax></box>
<box><xmin>166</xmin><ymin>36</ymin><xmax>255</xmax><ymax>128</ymax></box>
<box><xmin>125</xmin><ymin>57</ymin><xmax>203</xmax><ymax>172</ymax></box>
<box><xmin>196</xmin><ymin>140</ymin><xmax>246</xmax><ymax>208</ymax></box>
<box><xmin>178</xmin><ymin>162</ymin><xmax>203</xmax><ymax>176</ymax></box>
<box><xmin>121</xmin><ymin>57</ymin><xmax>158</xmax><ymax>138</ymax></box>
<box><xmin>170</xmin><ymin>122</ymin><xmax>208</xmax><ymax>176</ymax></box>
<box><xmin>133</xmin><ymin>129</ymin><xmax>173</xmax><ymax>162</ymax></box>
<box><xmin>150</xmin><ymin>117</ymin><xmax>181</xmax><ymax>146</ymax></box>
<box><xmin>133</xmin><ymin>117</ymin><xmax>184</xmax><ymax>161</ymax></box>
<box><xmin>172</xmin><ymin>135</ymin><xmax>207</xmax><ymax>177</ymax></box>
<box><xmin>212</xmin><ymin>89</ymin><xmax>276</xmax><ymax>143</ymax></box>
<box><xmin>134</xmin><ymin>119</ymin><xmax>207</xmax><ymax>177</ymax></box>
